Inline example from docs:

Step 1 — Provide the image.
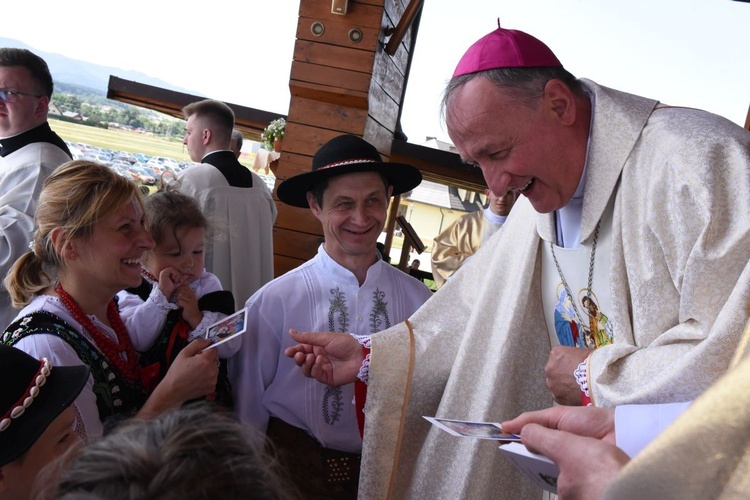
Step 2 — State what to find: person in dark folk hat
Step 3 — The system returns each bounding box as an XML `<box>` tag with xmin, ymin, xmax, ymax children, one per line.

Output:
<box><xmin>0</xmin><ymin>344</ymin><xmax>88</xmax><ymax>500</ymax></box>
<box><xmin>229</xmin><ymin>134</ymin><xmax>433</xmax><ymax>499</ymax></box>
<box><xmin>283</xmin><ymin>22</ymin><xmax>750</xmax><ymax>499</ymax></box>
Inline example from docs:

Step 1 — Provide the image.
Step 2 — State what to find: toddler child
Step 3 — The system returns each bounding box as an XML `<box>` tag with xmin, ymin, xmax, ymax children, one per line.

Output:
<box><xmin>117</xmin><ymin>188</ymin><xmax>238</xmax><ymax>406</ymax></box>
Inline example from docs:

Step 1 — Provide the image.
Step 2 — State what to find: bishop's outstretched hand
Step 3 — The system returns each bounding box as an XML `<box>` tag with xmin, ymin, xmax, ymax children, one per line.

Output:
<box><xmin>285</xmin><ymin>329</ymin><xmax>365</xmax><ymax>386</ymax></box>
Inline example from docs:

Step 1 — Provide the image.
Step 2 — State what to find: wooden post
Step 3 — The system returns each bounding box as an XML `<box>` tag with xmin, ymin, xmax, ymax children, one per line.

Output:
<box><xmin>384</xmin><ymin>193</ymin><xmax>401</xmax><ymax>254</ymax></box>
<box><xmin>398</xmin><ymin>240</ymin><xmax>411</xmax><ymax>272</ymax></box>
<box><xmin>271</xmin><ymin>0</ymin><xmax>417</xmax><ymax>277</ymax></box>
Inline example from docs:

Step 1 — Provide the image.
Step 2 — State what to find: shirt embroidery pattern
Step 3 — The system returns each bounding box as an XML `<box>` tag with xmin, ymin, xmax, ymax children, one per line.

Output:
<box><xmin>369</xmin><ymin>288</ymin><xmax>391</xmax><ymax>332</ymax></box>
<box><xmin>322</xmin><ymin>286</ymin><xmax>393</xmax><ymax>425</ymax></box>
<box><xmin>323</xmin><ymin>287</ymin><xmax>349</xmax><ymax>424</ymax></box>
<box><xmin>328</xmin><ymin>287</ymin><xmax>349</xmax><ymax>332</ymax></box>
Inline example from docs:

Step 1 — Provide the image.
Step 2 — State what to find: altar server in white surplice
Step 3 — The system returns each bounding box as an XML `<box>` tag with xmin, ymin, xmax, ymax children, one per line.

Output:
<box><xmin>284</xmin><ymin>23</ymin><xmax>750</xmax><ymax>500</ymax></box>
<box><xmin>178</xmin><ymin>99</ymin><xmax>276</xmax><ymax>311</ymax></box>
<box><xmin>0</xmin><ymin>48</ymin><xmax>72</xmax><ymax>331</ymax></box>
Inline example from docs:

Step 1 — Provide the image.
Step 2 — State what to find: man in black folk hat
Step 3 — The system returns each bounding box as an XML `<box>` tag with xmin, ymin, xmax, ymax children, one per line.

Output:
<box><xmin>228</xmin><ymin>134</ymin><xmax>433</xmax><ymax>499</ymax></box>
<box><xmin>0</xmin><ymin>345</ymin><xmax>89</xmax><ymax>500</ymax></box>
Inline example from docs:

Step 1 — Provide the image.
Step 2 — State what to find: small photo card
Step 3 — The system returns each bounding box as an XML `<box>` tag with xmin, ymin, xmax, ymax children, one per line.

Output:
<box><xmin>204</xmin><ymin>308</ymin><xmax>247</xmax><ymax>350</ymax></box>
<box><xmin>423</xmin><ymin>416</ymin><xmax>522</xmax><ymax>441</ymax></box>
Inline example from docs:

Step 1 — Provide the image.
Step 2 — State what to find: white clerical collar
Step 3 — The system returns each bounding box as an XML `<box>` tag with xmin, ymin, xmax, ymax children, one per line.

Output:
<box><xmin>555</xmin><ymin>90</ymin><xmax>595</xmax><ymax>249</ymax></box>
<box><xmin>483</xmin><ymin>207</ymin><xmax>507</xmax><ymax>226</ymax></box>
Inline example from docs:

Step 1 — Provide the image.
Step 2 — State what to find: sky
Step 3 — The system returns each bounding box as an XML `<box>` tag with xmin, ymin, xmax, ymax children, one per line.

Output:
<box><xmin>4</xmin><ymin>0</ymin><xmax>749</xmax><ymax>144</ymax></box>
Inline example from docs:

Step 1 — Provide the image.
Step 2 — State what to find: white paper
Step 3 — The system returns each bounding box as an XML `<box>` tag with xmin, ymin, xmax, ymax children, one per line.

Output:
<box><xmin>498</xmin><ymin>442</ymin><xmax>560</xmax><ymax>494</ymax></box>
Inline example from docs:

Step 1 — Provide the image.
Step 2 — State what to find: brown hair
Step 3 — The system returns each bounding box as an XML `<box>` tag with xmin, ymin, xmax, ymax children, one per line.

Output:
<box><xmin>182</xmin><ymin>99</ymin><xmax>235</xmax><ymax>143</ymax></box>
<box><xmin>4</xmin><ymin>160</ymin><xmax>143</xmax><ymax>308</ymax></box>
<box><xmin>0</xmin><ymin>48</ymin><xmax>54</xmax><ymax>98</ymax></box>
<box><xmin>143</xmin><ymin>186</ymin><xmax>208</xmax><ymax>252</ymax></box>
<box><xmin>48</xmin><ymin>404</ymin><xmax>299</xmax><ymax>500</ymax></box>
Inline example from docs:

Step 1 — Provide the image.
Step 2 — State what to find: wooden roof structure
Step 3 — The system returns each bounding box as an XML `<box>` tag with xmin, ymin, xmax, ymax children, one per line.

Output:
<box><xmin>107</xmin><ymin>0</ymin><xmax>487</xmax><ymax>277</ymax></box>
<box><xmin>108</xmin><ymin>0</ymin><xmax>750</xmax><ymax>278</ymax></box>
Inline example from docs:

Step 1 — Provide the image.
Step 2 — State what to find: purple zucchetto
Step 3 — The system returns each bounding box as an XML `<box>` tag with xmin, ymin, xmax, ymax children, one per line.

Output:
<box><xmin>453</xmin><ymin>21</ymin><xmax>562</xmax><ymax>77</ymax></box>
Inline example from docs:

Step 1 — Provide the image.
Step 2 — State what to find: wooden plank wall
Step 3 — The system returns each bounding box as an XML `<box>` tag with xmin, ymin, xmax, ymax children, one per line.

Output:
<box><xmin>271</xmin><ymin>0</ymin><xmax>414</xmax><ymax>276</ymax></box>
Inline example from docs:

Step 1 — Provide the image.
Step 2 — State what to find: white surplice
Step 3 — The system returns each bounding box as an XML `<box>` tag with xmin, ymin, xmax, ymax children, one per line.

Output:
<box><xmin>0</xmin><ymin>143</ymin><xmax>70</xmax><ymax>330</ymax></box>
<box><xmin>177</xmin><ymin>163</ymin><xmax>277</xmax><ymax>310</ymax></box>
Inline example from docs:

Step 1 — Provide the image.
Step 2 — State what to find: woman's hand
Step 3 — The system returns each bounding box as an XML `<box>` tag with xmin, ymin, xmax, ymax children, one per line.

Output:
<box><xmin>138</xmin><ymin>338</ymin><xmax>218</xmax><ymax>418</ymax></box>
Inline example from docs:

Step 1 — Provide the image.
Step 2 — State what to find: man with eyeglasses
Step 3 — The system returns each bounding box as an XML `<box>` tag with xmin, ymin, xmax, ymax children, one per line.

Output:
<box><xmin>0</xmin><ymin>48</ymin><xmax>71</xmax><ymax>330</ymax></box>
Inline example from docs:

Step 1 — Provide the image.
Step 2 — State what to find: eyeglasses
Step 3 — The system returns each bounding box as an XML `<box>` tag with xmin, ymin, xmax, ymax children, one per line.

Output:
<box><xmin>0</xmin><ymin>89</ymin><xmax>43</xmax><ymax>103</ymax></box>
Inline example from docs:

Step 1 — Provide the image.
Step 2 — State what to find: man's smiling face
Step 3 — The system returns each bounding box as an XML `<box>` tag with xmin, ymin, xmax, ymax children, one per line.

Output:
<box><xmin>447</xmin><ymin>76</ymin><xmax>584</xmax><ymax>214</ymax></box>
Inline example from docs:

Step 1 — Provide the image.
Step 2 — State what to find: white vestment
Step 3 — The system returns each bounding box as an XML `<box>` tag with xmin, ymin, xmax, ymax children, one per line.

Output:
<box><xmin>604</xmin><ymin>320</ymin><xmax>750</xmax><ymax>499</ymax></box>
<box><xmin>0</xmin><ymin>143</ymin><xmax>71</xmax><ymax>330</ymax></box>
<box><xmin>358</xmin><ymin>79</ymin><xmax>750</xmax><ymax>499</ymax></box>
<box><xmin>229</xmin><ymin>245</ymin><xmax>433</xmax><ymax>453</ymax></box>
<box><xmin>177</xmin><ymin>163</ymin><xmax>277</xmax><ymax>310</ymax></box>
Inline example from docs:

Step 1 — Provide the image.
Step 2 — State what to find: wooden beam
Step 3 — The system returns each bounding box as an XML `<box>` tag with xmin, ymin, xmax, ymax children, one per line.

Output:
<box><xmin>385</xmin><ymin>0</ymin><xmax>424</xmax><ymax>55</ymax></box>
<box><xmin>390</xmin><ymin>139</ymin><xmax>487</xmax><ymax>191</ymax></box>
<box><xmin>106</xmin><ymin>76</ymin><xmax>284</xmax><ymax>142</ymax></box>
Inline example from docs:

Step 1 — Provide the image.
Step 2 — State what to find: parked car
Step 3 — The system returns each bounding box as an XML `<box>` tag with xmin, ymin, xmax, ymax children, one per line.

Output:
<box><xmin>128</xmin><ymin>166</ymin><xmax>156</xmax><ymax>185</ymax></box>
<box><xmin>114</xmin><ymin>151</ymin><xmax>137</xmax><ymax>164</ymax></box>
<box><xmin>80</xmin><ymin>152</ymin><xmax>111</xmax><ymax>164</ymax></box>
<box><xmin>134</xmin><ymin>153</ymin><xmax>152</xmax><ymax>164</ymax></box>
<box><xmin>112</xmin><ymin>165</ymin><xmax>131</xmax><ymax>178</ymax></box>
<box><xmin>148</xmin><ymin>161</ymin><xmax>167</xmax><ymax>175</ymax></box>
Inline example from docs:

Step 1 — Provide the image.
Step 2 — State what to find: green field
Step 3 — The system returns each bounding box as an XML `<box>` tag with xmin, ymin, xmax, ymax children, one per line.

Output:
<box><xmin>49</xmin><ymin>118</ymin><xmax>256</xmax><ymax>169</ymax></box>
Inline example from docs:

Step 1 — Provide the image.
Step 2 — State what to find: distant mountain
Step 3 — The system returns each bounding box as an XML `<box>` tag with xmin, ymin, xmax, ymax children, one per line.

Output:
<box><xmin>0</xmin><ymin>37</ymin><xmax>201</xmax><ymax>96</ymax></box>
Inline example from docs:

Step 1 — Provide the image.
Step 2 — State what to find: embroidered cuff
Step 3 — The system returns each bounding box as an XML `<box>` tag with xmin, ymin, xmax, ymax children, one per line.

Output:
<box><xmin>574</xmin><ymin>356</ymin><xmax>592</xmax><ymax>406</ymax></box>
<box><xmin>351</xmin><ymin>334</ymin><xmax>371</xmax><ymax>385</ymax></box>
<box><xmin>148</xmin><ymin>285</ymin><xmax>179</xmax><ymax>312</ymax></box>
<box><xmin>187</xmin><ymin>311</ymin><xmax>221</xmax><ymax>341</ymax></box>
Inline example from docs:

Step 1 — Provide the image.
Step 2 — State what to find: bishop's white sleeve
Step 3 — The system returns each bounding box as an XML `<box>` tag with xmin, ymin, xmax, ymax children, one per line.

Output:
<box><xmin>614</xmin><ymin>401</ymin><xmax>692</xmax><ymax>458</ymax></box>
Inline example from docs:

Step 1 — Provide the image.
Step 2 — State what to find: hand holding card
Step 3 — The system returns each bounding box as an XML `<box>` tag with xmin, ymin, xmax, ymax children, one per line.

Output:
<box><xmin>203</xmin><ymin>308</ymin><xmax>248</xmax><ymax>351</ymax></box>
<box><xmin>423</xmin><ymin>416</ymin><xmax>558</xmax><ymax>493</ymax></box>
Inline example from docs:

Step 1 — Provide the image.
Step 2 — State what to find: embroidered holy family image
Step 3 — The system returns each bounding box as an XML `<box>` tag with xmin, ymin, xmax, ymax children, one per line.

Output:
<box><xmin>553</xmin><ymin>283</ymin><xmax>613</xmax><ymax>349</ymax></box>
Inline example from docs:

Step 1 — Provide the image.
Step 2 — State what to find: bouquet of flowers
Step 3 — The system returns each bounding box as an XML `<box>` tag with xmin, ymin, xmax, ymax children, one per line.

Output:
<box><xmin>260</xmin><ymin>117</ymin><xmax>286</xmax><ymax>151</ymax></box>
